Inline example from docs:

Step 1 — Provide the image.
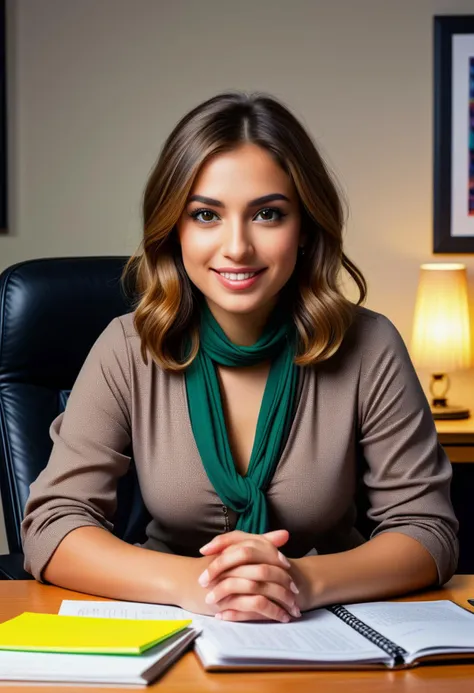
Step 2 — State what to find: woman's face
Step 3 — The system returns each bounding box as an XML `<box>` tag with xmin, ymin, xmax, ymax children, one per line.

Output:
<box><xmin>176</xmin><ymin>143</ymin><xmax>302</xmax><ymax>328</ymax></box>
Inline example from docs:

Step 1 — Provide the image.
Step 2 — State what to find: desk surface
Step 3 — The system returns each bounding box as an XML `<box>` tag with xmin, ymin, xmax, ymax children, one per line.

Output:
<box><xmin>1</xmin><ymin>578</ymin><xmax>474</xmax><ymax>692</ymax></box>
<box><xmin>436</xmin><ymin>417</ymin><xmax>474</xmax><ymax>444</ymax></box>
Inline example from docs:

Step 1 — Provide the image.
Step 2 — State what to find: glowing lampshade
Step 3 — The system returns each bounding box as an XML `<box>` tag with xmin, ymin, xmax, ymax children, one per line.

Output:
<box><xmin>411</xmin><ymin>263</ymin><xmax>471</xmax><ymax>419</ymax></box>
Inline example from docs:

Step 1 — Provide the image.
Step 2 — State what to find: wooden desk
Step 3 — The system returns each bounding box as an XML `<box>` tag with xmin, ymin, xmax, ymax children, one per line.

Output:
<box><xmin>1</xmin><ymin>578</ymin><xmax>474</xmax><ymax>692</ymax></box>
<box><xmin>436</xmin><ymin>418</ymin><xmax>474</xmax><ymax>462</ymax></box>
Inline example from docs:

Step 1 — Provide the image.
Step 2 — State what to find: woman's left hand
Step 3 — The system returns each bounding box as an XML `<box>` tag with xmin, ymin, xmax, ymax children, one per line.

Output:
<box><xmin>197</xmin><ymin>530</ymin><xmax>306</xmax><ymax>621</ymax></box>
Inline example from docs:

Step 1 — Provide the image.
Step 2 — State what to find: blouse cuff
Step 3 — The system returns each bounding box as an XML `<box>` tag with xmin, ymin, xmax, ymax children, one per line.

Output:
<box><xmin>373</xmin><ymin>524</ymin><xmax>458</xmax><ymax>585</ymax></box>
<box><xmin>23</xmin><ymin>517</ymin><xmax>110</xmax><ymax>583</ymax></box>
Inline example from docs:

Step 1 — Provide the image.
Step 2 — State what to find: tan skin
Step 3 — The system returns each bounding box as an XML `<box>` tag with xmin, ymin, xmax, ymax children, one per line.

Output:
<box><xmin>44</xmin><ymin>143</ymin><xmax>438</xmax><ymax>622</ymax></box>
<box><xmin>217</xmin><ymin>361</ymin><xmax>270</xmax><ymax>477</ymax></box>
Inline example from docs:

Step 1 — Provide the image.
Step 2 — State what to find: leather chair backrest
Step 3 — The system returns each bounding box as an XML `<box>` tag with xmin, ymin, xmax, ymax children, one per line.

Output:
<box><xmin>0</xmin><ymin>257</ymin><xmax>151</xmax><ymax>554</ymax></box>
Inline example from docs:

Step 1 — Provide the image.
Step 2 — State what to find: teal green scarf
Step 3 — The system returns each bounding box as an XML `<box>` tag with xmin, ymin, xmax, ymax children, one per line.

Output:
<box><xmin>185</xmin><ymin>304</ymin><xmax>299</xmax><ymax>534</ymax></box>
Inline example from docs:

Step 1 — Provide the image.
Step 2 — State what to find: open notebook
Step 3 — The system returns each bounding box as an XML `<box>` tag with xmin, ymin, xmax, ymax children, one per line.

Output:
<box><xmin>58</xmin><ymin>598</ymin><xmax>474</xmax><ymax>670</ymax></box>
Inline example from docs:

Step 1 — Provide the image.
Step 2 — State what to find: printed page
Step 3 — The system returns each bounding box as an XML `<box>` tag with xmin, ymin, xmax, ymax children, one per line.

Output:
<box><xmin>59</xmin><ymin>599</ymin><xmax>198</xmax><ymax>622</ymax></box>
<box><xmin>345</xmin><ymin>600</ymin><xmax>474</xmax><ymax>658</ymax></box>
<box><xmin>195</xmin><ymin>609</ymin><xmax>387</xmax><ymax>664</ymax></box>
<box><xmin>59</xmin><ymin>600</ymin><xmax>386</xmax><ymax>665</ymax></box>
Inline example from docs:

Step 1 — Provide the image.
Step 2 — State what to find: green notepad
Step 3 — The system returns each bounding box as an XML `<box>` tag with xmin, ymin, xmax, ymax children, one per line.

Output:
<box><xmin>0</xmin><ymin>612</ymin><xmax>192</xmax><ymax>655</ymax></box>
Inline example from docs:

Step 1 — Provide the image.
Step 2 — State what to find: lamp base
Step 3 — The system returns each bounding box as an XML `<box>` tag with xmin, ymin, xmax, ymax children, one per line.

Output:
<box><xmin>430</xmin><ymin>404</ymin><xmax>470</xmax><ymax>420</ymax></box>
<box><xmin>429</xmin><ymin>373</ymin><xmax>470</xmax><ymax>419</ymax></box>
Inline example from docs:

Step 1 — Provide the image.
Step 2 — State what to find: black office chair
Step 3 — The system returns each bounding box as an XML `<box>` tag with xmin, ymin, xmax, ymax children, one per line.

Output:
<box><xmin>0</xmin><ymin>257</ymin><xmax>151</xmax><ymax>579</ymax></box>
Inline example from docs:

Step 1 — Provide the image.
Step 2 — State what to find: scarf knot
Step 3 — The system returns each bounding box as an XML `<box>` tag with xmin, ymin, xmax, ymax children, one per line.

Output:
<box><xmin>236</xmin><ymin>475</ymin><xmax>264</xmax><ymax>512</ymax></box>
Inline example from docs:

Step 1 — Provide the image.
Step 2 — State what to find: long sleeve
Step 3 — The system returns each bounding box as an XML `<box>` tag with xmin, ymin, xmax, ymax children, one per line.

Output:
<box><xmin>357</xmin><ymin>313</ymin><xmax>459</xmax><ymax>584</ymax></box>
<box><xmin>21</xmin><ymin>317</ymin><xmax>133</xmax><ymax>581</ymax></box>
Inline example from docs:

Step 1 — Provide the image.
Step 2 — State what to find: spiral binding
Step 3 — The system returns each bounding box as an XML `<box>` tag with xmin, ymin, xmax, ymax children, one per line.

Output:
<box><xmin>329</xmin><ymin>605</ymin><xmax>408</xmax><ymax>663</ymax></box>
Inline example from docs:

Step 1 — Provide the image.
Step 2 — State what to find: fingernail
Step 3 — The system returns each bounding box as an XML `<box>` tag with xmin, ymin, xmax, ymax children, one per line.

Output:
<box><xmin>199</xmin><ymin>542</ymin><xmax>212</xmax><ymax>553</ymax></box>
<box><xmin>281</xmin><ymin>614</ymin><xmax>290</xmax><ymax>623</ymax></box>
<box><xmin>291</xmin><ymin>605</ymin><xmax>301</xmax><ymax>617</ymax></box>
<box><xmin>278</xmin><ymin>551</ymin><xmax>291</xmax><ymax>568</ymax></box>
<box><xmin>290</xmin><ymin>581</ymin><xmax>299</xmax><ymax>594</ymax></box>
<box><xmin>205</xmin><ymin>591</ymin><xmax>216</xmax><ymax>604</ymax></box>
<box><xmin>198</xmin><ymin>570</ymin><xmax>210</xmax><ymax>586</ymax></box>
<box><xmin>215</xmin><ymin>613</ymin><xmax>222</xmax><ymax>619</ymax></box>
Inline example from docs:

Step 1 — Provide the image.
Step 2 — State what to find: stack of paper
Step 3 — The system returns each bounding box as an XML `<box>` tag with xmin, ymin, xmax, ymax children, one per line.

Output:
<box><xmin>0</xmin><ymin>611</ymin><xmax>198</xmax><ymax>685</ymax></box>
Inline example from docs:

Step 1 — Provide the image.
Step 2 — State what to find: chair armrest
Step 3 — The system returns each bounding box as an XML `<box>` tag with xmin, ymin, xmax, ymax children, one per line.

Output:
<box><xmin>0</xmin><ymin>553</ymin><xmax>34</xmax><ymax>580</ymax></box>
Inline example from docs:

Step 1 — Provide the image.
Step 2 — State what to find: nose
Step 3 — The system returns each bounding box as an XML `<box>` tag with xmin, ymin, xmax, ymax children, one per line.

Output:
<box><xmin>221</xmin><ymin>216</ymin><xmax>254</xmax><ymax>261</ymax></box>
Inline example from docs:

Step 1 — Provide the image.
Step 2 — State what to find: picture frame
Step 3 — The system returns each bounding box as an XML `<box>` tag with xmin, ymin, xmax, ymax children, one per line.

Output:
<box><xmin>434</xmin><ymin>15</ymin><xmax>474</xmax><ymax>253</ymax></box>
<box><xmin>0</xmin><ymin>0</ymin><xmax>6</xmax><ymax>234</ymax></box>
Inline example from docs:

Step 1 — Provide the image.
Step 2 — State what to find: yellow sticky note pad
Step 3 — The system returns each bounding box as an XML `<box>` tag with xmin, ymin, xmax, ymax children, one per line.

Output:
<box><xmin>0</xmin><ymin>612</ymin><xmax>192</xmax><ymax>655</ymax></box>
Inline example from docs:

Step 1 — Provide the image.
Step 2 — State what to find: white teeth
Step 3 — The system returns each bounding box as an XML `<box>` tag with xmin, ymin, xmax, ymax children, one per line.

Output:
<box><xmin>219</xmin><ymin>271</ymin><xmax>257</xmax><ymax>281</ymax></box>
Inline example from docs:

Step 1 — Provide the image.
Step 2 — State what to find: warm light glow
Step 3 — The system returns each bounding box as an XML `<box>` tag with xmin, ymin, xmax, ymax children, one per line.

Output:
<box><xmin>420</xmin><ymin>263</ymin><xmax>465</xmax><ymax>271</ymax></box>
<box><xmin>411</xmin><ymin>264</ymin><xmax>471</xmax><ymax>372</ymax></box>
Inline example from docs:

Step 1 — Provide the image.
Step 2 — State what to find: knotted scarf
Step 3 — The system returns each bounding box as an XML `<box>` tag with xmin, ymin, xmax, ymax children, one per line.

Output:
<box><xmin>185</xmin><ymin>303</ymin><xmax>299</xmax><ymax>533</ymax></box>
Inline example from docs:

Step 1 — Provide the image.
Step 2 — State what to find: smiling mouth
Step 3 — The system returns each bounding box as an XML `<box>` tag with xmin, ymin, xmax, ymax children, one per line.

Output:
<box><xmin>212</xmin><ymin>269</ymin><xmax>266</xmax><ymax>281</ymax></box>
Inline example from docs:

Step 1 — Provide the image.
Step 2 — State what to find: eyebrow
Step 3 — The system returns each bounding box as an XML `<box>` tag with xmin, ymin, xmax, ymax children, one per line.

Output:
<box><xmin>187</xmin><ymin>193</ymin><xmax>291</xmax><ymax>208</ymax></box>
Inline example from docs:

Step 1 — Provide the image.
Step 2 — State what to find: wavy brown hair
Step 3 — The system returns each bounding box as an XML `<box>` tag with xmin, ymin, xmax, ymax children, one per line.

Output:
<box><xmin>123</xmin><ymin>91</ymin><xmax>367</xmax><ymax>370</ymax></box>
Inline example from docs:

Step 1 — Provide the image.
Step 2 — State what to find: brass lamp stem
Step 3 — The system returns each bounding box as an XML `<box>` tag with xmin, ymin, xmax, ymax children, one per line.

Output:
<box><xmin>429</xmin><ymin>373</ymin><xmax>449</xmax><ymax>407</ymax></box>
<box><xmin>429</xmin><ymin>372</ymin><xmax>469</xmax><ymax>420</ymax></box>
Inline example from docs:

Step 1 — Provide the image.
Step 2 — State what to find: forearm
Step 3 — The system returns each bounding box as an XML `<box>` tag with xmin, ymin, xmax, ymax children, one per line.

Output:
<box><xmin>292</xmin><ymin>532</ymin><xmax>438</xmax><ymax>611</ymax></box>
<box><xmin>43</xmin><ymin>526</ymin><xmax>201</xmax><ymax>605</ymax></box>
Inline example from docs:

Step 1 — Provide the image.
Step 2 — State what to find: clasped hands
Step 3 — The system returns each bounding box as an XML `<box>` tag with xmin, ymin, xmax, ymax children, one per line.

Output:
<box><xmin>196</xmin><ymin>529</ymin><xmax>305</xmax><ymax>623</ymax></box>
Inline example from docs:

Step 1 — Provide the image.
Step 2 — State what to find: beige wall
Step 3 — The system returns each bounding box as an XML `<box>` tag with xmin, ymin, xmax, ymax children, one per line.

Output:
<box><xmin>1</xmin><ymin>0</ymin><xmax>474</xmax><ymax>554</ymax></box>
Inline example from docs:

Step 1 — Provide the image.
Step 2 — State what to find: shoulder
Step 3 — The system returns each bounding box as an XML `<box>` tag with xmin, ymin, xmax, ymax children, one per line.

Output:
<box><xmin>86</xmin><ymin>311</ymin><xmax>140</xmax><ymax>368</ymax></box>
<box><xmin>342</xmin><ymin>306</ymin><xmax>408</xmax><ymax>361</ymax></box>
<box><xmin>115</xmin><ymin>310</ymin><xmax>140</xmax><ymax>341</ymax></box>
<box><xmin>103</xmin><ymin>311</ymin><xmax>173</xmax><ymax>380</ymax></box>
<box><xmin>343</xmin><ymin>307</ymin><xmax>419</xmax><ymax>406</ymax></box>
<box><xmin>350</xmin><ymin>305</ymin><xmax>402</xmax><ymax>342</ymax></box>
<box><xmin>317</xmin><ymin>306</ymin><xmax>411</xmax><ymax>386</ymax></box>
<box><xmin>95</xmin><ymin>311</ymin><xmax>140</xmax><ymax>345</ymax></box>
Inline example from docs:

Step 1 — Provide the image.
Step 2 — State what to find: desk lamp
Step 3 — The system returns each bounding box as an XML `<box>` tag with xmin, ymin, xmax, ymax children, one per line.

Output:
<box><xmin>411</xmin><ymin>263</ymin><xmax>471</xmax><ymax>420</ymax></box>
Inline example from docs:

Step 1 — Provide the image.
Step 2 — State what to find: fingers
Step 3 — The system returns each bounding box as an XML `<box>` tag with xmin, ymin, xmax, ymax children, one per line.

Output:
<box><xmin>199</xmin><ymin>529</ymin><xmax>289</xmax><ymax>556</ymax></box>
<box><xmin>198</xmin><ymin>544</ymin><xmax>291</xmax><ymax>587</ymax></box>
<box><xmin>212</xmin><ymin>594</ymin><xmax>297</xmax><ymax>623</ymax></box>
<box><xmin>199</xmin><ymin>530</ymin><xmax>247</xmax><ymax>556</ymax></box>
<box><xmin>216</xmin><ymin>610</ymin><xmax>265</xmax><ymax>622</ymax></box>
<box><xmin>261</xmin><ymin>529</ymin><xmax>291</xmax><ymax>548</ymax></box>
<box><xmin>215</xmin><ymin>608</ymin><xmax>297</xmax><ymax>623</ymax></box>
<box><xmin>205</xmin><ymin>576</ymin><xmax>301</xmax><ymax>619</ymax></box>
<box><xmin>207</xmin><ymin>562</ymin><xmax>299</xmax><ymax>595</ymax></box>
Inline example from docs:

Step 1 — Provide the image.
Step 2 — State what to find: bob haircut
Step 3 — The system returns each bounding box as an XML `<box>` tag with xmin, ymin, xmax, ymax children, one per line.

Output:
<box><xmin>123</xmin><ymin>91</ymin><xmax>367</xmax><ymax>371</ymax></box>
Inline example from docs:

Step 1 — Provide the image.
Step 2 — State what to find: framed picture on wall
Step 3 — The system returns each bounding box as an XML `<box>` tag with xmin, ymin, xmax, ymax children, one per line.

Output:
<box><xmin>0</xmin><ymin>0</ymin><xmax>6</xmax><ymax>234</ymax></box>
<box><xmin>434</xmin><ymin>15</ymin><xmax>474</xmax><ymax>252</ymax></box>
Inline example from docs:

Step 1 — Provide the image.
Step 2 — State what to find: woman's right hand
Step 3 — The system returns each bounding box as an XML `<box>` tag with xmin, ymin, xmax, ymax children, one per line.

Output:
<box><xmin>175</xmin><ymin>531</ymin><xmax>299</xmax><ymax>622</ymax></box>
<box><xmin>175</xmin><ymin>555</ymin><xmax>224</xmax><ymax>616</ymax></box>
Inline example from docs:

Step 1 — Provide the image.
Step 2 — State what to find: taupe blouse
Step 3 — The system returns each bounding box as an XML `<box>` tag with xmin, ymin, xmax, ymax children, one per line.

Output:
<box><xmin>21</xmin><ymin>307</ymin><xmax>459</xmax><ymax>583</ymax></box>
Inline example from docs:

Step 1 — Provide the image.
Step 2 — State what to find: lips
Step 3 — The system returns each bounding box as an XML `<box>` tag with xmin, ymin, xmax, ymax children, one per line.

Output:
<box><xmin>211</xmin><ymin>268</ymin><xmax>266</xmax><ymax>283</ymax></box>
<box><xmin>211</xmin><ymin>267</ymin><xmax>266</xmax><ymax>290</ymax></box>
<box><xmin>211</xmin><ymin>268</ymin><xmax>266</xmax><ymax>276</ymax></box>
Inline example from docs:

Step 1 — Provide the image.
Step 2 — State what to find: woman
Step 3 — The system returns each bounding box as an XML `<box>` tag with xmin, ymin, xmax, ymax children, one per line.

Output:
<box><xmin>21</xmin><ymin>92</ymin><xmax>458</xmax><ymax>623</ymax></box>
